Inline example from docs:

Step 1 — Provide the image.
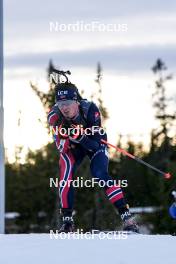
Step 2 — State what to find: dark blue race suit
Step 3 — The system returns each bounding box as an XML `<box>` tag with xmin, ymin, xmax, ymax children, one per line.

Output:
<box><xmin>48</xmin><ymin>100</ymin><xmax>127</xmax><ymax>211</ymax></box>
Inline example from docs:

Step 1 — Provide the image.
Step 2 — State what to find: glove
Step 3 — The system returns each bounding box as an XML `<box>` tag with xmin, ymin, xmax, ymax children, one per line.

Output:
<box><xmin>68</xmin><ymin>124</ymin><xmax>85</xmax><ymax>143</ymax></box>
<box><xmin>57</xmin><ymin>139</ymin><xmax>69</xmax><ymax>153</ymax></box>
<box><xmin>52</xmin><ymin>126</ymin><xmax>69</xmax><ymax>153</ymax></box>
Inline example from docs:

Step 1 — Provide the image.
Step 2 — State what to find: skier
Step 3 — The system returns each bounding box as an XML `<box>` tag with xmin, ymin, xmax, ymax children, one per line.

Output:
<box><xmin>169</xmin><ymin>191</ymin><xmax>176</xmax><ymax>219</ymax></box>
<box><xmin>48</xmin><ymin>82</ymin><xmax>139</xmax><ymax>233</ymax></box>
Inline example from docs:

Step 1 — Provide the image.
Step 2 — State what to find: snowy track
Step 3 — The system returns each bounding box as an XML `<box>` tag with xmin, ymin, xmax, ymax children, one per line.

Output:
<box><xmin>0</xmin><ymin>234</ymin><xmax>175</xmax><ymax>264</ymax></box>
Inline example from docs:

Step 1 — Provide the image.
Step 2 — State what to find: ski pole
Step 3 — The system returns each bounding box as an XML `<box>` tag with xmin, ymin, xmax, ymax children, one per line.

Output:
<box><xmin>101</xmin><ymin>139</ymin><xmax>171</xmax><ymax>179</ymax></box>
<box><xmin>55</xmin><ymin>124</ymin><xmax>172</xmax><ymax>179</ymax></box>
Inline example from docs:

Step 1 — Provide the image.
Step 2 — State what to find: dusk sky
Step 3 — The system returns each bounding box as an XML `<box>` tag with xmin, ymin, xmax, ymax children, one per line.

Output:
<box><xmin>4</xmin><ymin>0</ymin><xmax>176</xmax><ymax>161</ymax></box>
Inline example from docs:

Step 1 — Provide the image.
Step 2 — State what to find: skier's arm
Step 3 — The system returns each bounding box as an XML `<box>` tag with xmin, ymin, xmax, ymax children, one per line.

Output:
<box><xmin>47</xmin><ymin>108</ymin><xmax>69</xmax><ymax>153</ymax></box>
<box><xmin>69</xmin><ymin>131</ymin><xmax>100</xmax><ymax>151</ymax></box>
<box><xmin>69</xmin><ymin>103</ymin><xmax>104</xmax><ymax>151</ymax></box>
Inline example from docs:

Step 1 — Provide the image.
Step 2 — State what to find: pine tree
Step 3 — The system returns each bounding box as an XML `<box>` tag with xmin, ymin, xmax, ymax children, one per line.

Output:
<box><xmin>151</xmin><ymin>58</ymin><xmax>175</xmax><ymax>151</ymax></box>
<box><xmin>147</xmin><ymin>58</ymin><xmax>176</xmax><ymax>233</ymax></box>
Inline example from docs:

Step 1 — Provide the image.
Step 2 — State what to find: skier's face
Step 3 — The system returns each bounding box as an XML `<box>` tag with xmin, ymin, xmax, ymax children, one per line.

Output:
<box><xmin>58</xmin><ymin>100</ymin><xmax>79</xmax><ymax>119</ymax></box>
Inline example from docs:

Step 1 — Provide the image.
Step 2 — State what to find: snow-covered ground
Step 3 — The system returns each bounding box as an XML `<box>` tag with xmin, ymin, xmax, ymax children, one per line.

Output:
<box><xmin>0</xmin><ymin>233</ymin><xmax>175</xmax><ymax>264</ymax></box>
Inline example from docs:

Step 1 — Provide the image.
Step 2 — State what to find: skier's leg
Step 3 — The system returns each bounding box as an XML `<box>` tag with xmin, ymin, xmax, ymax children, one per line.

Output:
<box><xmin>59</xmin><ymin>146</ymin><xmax>86</xmax><ymax>209</ymax></box>
<box><xmin>58</xmin><ymin>147</ymin><xmax>86</xmax><ymax>232</ymax></box>
<box><xmin>89</xmin><ymin>146</ymin><xmax>126</xmax><ymax>209</ymax></box>
<box><xmin>89</xmin><ymin>146</ymin><xmax>139</xmax><ymax>232</ymax></box>
<box><xmin>59</xmin><ymin>151</ymin><xmax>75</xmax><ymax>209</ymax></box>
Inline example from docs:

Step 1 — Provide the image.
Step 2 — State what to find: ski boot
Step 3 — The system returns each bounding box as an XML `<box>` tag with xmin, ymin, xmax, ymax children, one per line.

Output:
<box><xmin>58</xmin><ymin>209</ymin><xmax>75</xmax><ymax>233</ymax></box>
<box><xmin>119</xmin><ymin>205</ymin><xmax>139</xmax><ymax>233</ymax></box>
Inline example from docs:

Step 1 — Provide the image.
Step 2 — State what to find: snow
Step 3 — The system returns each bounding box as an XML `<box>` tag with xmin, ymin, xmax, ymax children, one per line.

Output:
<box><xmin>5</xmin><ymin>212</ymin><xmax>20</xmax><ymax>219</ymax></box>
<box><xmin>0</xmin><ymin>233</ymin><xmax>175</xmax><ymax>264</ymax></box>
<box><xmin>129</xmin><ymin>206</ymin><xmax>161</xmax><ymax>213</ymax></box>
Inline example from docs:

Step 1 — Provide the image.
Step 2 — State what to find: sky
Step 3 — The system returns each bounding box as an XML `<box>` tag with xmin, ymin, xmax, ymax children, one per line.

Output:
<box><xmin>4</xmin><ymin>0</ymin><xmax>176</xmax><ymax>161</ymax></box>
